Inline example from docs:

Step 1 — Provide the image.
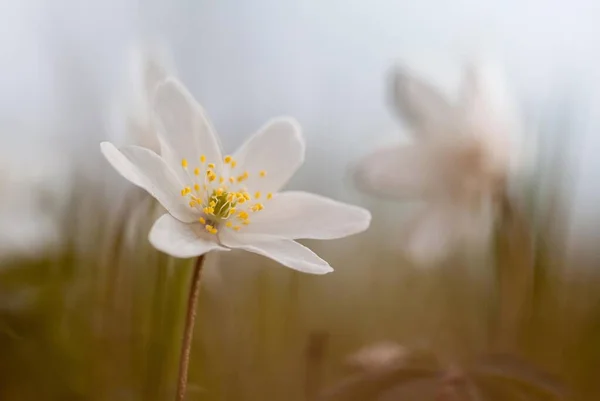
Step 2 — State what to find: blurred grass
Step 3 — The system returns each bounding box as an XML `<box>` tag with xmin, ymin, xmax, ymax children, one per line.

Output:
<box><xmin>1</xmin><ymin>171</ymin><xmax>600</xmax><ymax>401</ymax></box>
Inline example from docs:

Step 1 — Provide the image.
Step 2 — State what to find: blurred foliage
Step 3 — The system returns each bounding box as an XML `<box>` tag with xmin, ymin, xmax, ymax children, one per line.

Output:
<box><xmin>1</xmin><ymin>167</ymin><xmax>600</xmax><ymax>401</ymax></box>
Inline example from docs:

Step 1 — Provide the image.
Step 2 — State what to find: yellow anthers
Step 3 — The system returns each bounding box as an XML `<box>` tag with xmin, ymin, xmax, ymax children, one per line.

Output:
<box><xmin>228</xmin><ymin>207</ymin><xmax>236</xmax><ymax>215</ymax></box>
<box><xmin>243</xmin><ymin>192</ymin><xmax>251</xmax><ymax>201</ymax></box>
<box><xmin>205</xmin><ymin>224</ymin><xmax>218</xmax><ymax>234</ymax></box>
<box><xmin>231</xmin><ymin>160</ymin><xmax>237</xmax><ymax>168</ymax></box>
<box><xmin>267</xmin><ymin>193</ymin><xmax>273</xmax><ymax>200</ymax></box>
<box><xmin>194</xmin><ymin>184</ymin><xmax>200</xmax><ymax>191</ymax></box>
<box><xmin>219</xmin><ymin>176</ymin><xmax>225</xmax><ymax>184</ymax></box>
<box><xmin>181</xmin><ymin>189</ymin><xmax>186</xmax><ymax>196</ymax></box>
<box><xmin>194</xmin><ymin>167</ymin><xmax>200</xmax><ymax>176</ymax></box>
<box><xmin>208</xmin><ymin>163</ymin><xmax>215</xmax><ymax>169</ymax></box>
<box><xmin>203</xmin><ymin>206</ymin><xmax>214</xmax><ymax>215</ymax></box>
<box><xmin>252</xmin><ymin>203</ymin><xmax>264</xmax><ymax>212</ymax></box>
<box><xmin>216</xmin><ymin>188</ymin><xmax>224</xmax><ymax>196</ymax></box>
<box><xmin>189</xmin><ymin>200</ymin><xmax>196</xmax><ymax>207</ymax></box>
<box><xmin>233</xmin><ymin>226</ymin><xmax>241</xmax><ymax>231</ymax></box>
<box><xmin>226</xmin><ymin>221</ymin><xmax>233</xmax><ymax>228</ymax></box>
<box><xmin>259</xmin><ymin>170</ymin><xmax>267</xmax><ymax>177</ymax></box>
<box><xmin>224</xmin><ymin>155</ymin><xmax>232</xmax><ymax>163</ymax></box>
<box><xmin>199</xmin><ymin>217</ymin><xmax>206</xmax><ymax>224</ymax></box>
<box><xmin>237</xmin><ymin>171</ymin><xmax>249</xmax><ymax>182</ymax></box>
<box><xmin>238</xmin><ymin>211</ymin><xmax>249</xmax><ymax>220</ymax></box>
<box><xmin>229</xmin><ymin>176</ymin><xmax>235</xmax><ymax>184</ymax></box>
<box><xmin>181</xmin><ymin>158</ymin><xmax>188</xmax><ymax>168</ymax></box>
<box><xmin>200</xmin><ymin>155</ymin><xmax>206</xmax><ymax>163</ymax></box>
<box><xmin>242</xmin><ymin>220</ymin><xmax>250</xmax><ymax>225</ymax></box>
<box><xmin>208</xmin><ymin>174</ymin><xmax>217</xmax><ymax>182</ymax></box>
<box><xmin>254</xmin><ymin>191</ymin><xmax>261</xmax><ymax>199</ymax></box>
<box><xmin>237</xmin><ymin>196</ymin><xmax>246</xmax><ymax>204</ymax></box>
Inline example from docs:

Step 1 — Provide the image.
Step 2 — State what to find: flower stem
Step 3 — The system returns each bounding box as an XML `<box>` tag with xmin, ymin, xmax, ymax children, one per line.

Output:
<box><xmin>175</xmin><ymin>254</ymin><xmax>206</xmax><ymax>401</ymax></box>
<box><xmin>493</xmin><ymin>197</ymin><xmax>533</xmax><ymax>351</ymax></box>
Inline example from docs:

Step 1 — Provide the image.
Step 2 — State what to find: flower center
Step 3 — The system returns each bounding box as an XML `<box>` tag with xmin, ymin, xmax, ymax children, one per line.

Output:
<box><xmin>179</xmin><ymin>155</ymin><xmax>272</xmax><ymax>235</ymax></box>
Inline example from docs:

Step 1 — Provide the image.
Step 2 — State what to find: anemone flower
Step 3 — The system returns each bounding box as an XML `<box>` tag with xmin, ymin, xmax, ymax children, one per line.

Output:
<box><xmin>101</xmin><ymin>77</ymin><xmax>371</xmax><ymax>274</ymax></box>
<box><xmin>353</xmin><ymin>61</ymin><xmax>523</xmax><ymax>266</ymax></box>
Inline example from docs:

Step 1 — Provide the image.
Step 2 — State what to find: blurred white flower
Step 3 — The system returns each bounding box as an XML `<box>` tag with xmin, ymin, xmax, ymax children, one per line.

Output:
<box><xmin>109</xmin><ymin>42</ymin><xmax>175</xmax><ymax>153</ymax></box>
<box><xmin>101</xmin><ymin>78</ymin><xmax>371</xmax><ymax>274</ymax></box>
<box><xmin>354</xmin><ymin>61</ymin><xmax>523</xmax><ymax>266</ymax></box>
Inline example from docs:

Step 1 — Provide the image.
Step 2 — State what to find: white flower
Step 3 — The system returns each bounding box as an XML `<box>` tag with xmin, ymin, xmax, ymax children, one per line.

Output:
<box><xmin>353</xmin><ymin>61</ymin><xmax>522</xmax><ymax>265</ymax></box>
<box><xmin>101</xmin><ymin>78</ymin><xmax>371</xmax><ymax>274</ymax></box>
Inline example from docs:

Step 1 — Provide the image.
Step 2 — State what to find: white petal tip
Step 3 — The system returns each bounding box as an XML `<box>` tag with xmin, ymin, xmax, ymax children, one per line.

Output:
<box><xmin>268</xmin><ymin>116</ymin><xmax>305</xmax><ymax>149</ymax></box>
<box><xmin>100</xmin><ymin>141</ymin><xmax>115</xmax><ymax>152</ymax></box>
<box><xmin>313</xmin><ymin>266</ymin><xmax>334</xmax><ymax>275</ymax></box>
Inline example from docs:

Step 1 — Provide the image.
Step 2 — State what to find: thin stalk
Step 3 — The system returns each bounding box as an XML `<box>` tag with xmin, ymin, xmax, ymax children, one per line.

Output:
<box><xmin>175</xmin><ymin>254</ymin><xmax>206</xmax><ymax>401</ymax></box>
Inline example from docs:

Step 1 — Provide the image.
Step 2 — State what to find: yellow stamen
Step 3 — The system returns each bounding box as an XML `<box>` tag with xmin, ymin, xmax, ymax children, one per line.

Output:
<box><xmin>267</xmin><ymin>193</ymin><xmax>273</xmax><ymax>200</ymax></box>
<box><xmin>224</xmin><ymin>155</ymin><xmax>232</xmax><ymax>163</ymax></box>
<box><xmin>229</xmin><ymin>176</ymin><xmax>235</xmax><ymax>184</ymax></box>
<box><xmin>181</xmin><ymin>159</ymin><xmax>188</xmax><ymax>168</ymax></box>
<box><xmin>199</xmin><ymin>217</ymin><xmax>206</xmax><ymax>224</ymax></box>
<box><xmin>200</xmin><ymin>155</ymin><xmax>206</xmax><ymax>163</ymax></box>
<box><xmin>208</xmin><ymin>163</ymin><xmax>215</xmax><ymax>169</ymax></box>
<box><xmin>259</xmin><ymin>170</ymin><xmax>267</xmax><ymax>177</ymax></box>
<box><xmin>194</xmin><ymin>184</ymin><xmax>200</xmax><ymax>191</ymax></box>
<box><xmin>194</xmin><ymin>167</ymin><xmax>200</xmax><ymax>176</ymax></box>
<box><xmin>254</xmin><ymin>191</ymin><xmax>261</xmax><ymax>199</ymax></box>
<box><xmin>231</xmin><ymin>160</ymin><xmax>237</xmax><ymax>168</ymax></box>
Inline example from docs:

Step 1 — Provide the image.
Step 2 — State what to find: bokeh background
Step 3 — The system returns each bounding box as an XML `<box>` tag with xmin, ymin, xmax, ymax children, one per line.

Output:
<box><xmin>2</xmin><ymin>0</ymin><xmax>600</xmax><ymax>400</ymax></box>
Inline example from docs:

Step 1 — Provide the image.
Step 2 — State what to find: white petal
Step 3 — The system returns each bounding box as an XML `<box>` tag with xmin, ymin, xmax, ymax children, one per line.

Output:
<box><xmin>389</xmin><ymin>68</ymin><xmax>456</xmax><ymax>139</ymax></box>
<box><xmin>405</xmin><ymin>200</ymin><xmax>495</xmax><ymax>266</ymax></box>
<box><xmin>149</xmin><ymin>213</ymin><xmax>228</xmax><ymax>258</ymax></box>
<box><xmin>404</xmin><ymin>205</ymin><xmax>456</xmax><ymax>266</ymax></box>
<box><xmin>100</xmin><ymin>142</ymin><xmax>196</xmax><ymax>223</ymax></box>
<box><xmin>153</xmin><ymin>78</ymin><xmax>223</xmax><ymax>175</ymax></box>
<box><xmin>231</xmin><ymin>117</ymin><xmax>304</xmax><ymax>193</ymax></box>
<box><xmin>242</xmin><ymin>191</ymin><xmax>371</xmax><ymax>239</ymax></box>
<box><xmin>352</xmin><ymin>144</ymin><xmax>444</xmax><ymax>200</ymax></box>
<box><xmin>219</xmin><ymin>231</ymin><xmax>332</xmax><ymax>274</ymax></box>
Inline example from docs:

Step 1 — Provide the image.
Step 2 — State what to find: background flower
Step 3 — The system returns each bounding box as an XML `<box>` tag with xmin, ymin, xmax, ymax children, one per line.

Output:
<box><xmin>353</xmin><ymin>61</ymin><xmax>524</xmax><ymax>265</ymax></box>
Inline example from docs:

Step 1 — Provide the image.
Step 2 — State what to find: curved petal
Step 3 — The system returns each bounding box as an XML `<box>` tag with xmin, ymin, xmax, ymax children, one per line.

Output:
<box><xmin>352</xmin><ymin>144</ymin><xmax>445</xmax><ymax>200</ymax></box>
<box><xmin>231</xmin><ymin>117</ymin><xmax>305</xmax><ymax>193</ymax></box>
<box><xmin>242</xmin><ymin>191</ymin><xmax>371</xmax><ymax>240</ymax></box>
<box><xmin>404</xmin><ymin>200</ymin><xmax>495</xmax><ymax>266</ymax></box>
<box><xmin>149</xmin><ymin>213</ymin><xmax>228</xmax><ymax>258</ymax></box>
<box><xmin>389</xmin><ymin>68</ymin><xmax>456</xmax><ymax>139</ymax></box>
<box><xmin>219</xmin><ymin>231</ymin><xmax>332</xmax><ymax>274</ymax></box>
<box><xmin>101</xmin><ymin>142</ymin><xmax>196</xmax><ymax>222</ymax></box>
<box><xmin>404</xmin><ymin>204</ymin><xmax>456</xmax><ymax>267</ymax></box>
<box><xmin>153</xmin><ymin>78</ymin><xmax>223</xmax><ymax>177</ymax></box>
